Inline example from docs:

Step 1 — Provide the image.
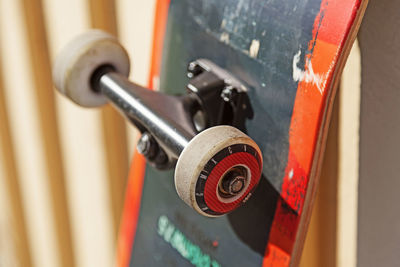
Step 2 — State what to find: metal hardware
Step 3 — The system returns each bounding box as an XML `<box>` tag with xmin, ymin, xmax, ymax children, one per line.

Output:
<box><xmin>92</xmin><ymin>59</ymin><xmax>253</xmax><ymax>169</ymax></box>
<box><xmin>186</xmin><ymin>59</ymin><xmax>254</xmax><ymax>131</ymax></box>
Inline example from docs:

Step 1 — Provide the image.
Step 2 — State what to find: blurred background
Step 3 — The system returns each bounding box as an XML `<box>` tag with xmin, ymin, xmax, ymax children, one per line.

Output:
<box><xmin>0</xmin><ymin>1</ymin><xmax>398</xmax><ymax>267</ymax></box>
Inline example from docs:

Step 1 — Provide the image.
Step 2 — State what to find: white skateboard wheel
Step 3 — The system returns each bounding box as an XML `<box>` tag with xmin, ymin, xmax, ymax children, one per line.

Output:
<box><xmin>53</xmin><ymin>29</ymin><xmax>130</xmax><ymax>107</ymax></box>
<box><xmin>175</xmin><ymin>126</ymin><xmax>263</xmax><ymax>217</ymax></box>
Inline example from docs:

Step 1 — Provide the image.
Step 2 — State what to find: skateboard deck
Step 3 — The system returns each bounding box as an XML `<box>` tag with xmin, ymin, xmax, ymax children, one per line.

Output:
<box><xmin>117</xmin><ymin>0</ymin><xmax>367</xmax><ymax>266</ymax></box>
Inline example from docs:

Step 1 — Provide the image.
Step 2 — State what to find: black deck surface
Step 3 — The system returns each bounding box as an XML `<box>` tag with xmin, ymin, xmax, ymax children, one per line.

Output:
<box><xmin>130</xmin><ymin>0</ymin><xmax>321</xmax><ymax>266</ymax></box>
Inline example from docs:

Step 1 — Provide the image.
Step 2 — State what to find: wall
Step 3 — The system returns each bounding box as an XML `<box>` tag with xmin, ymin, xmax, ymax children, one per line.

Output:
<box><xmin>358</xmin><ymin>1</ymin><xmax>400</xmax><ymax>266</ymax></box>
<box><xmin>0</xmin><ymin>1</ymin><xmax>155</xmax><ymax>267</ymax></box>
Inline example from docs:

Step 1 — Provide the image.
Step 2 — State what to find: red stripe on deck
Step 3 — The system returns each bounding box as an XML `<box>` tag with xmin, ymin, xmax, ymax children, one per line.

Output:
<box><xmin>263</xmin><ymin>0</ymin><xmax>361</xmax><ymax>266</ymax></box>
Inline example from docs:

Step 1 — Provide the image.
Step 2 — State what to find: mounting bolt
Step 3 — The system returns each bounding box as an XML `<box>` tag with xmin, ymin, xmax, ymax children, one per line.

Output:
<box><xmin>137</xmin><ymin>132</ymin><xmax>154</xmax><ymax>158</ymax></box>
<box><xmin>221</xmin><ymin>85</ymin><xmax>237</xmax><ymax>102</ymax></box>
<box><xmin>187</xmin><ymin>62</ymin><xmax>202</xmax><ymax>78</ymax></box>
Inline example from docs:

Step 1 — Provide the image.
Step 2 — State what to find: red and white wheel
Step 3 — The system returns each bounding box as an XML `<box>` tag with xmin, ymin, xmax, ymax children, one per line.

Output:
<box><xmin>175</xmin><ymin>126</ymin><xmax>263</xmax><ymax>217</ymax></box>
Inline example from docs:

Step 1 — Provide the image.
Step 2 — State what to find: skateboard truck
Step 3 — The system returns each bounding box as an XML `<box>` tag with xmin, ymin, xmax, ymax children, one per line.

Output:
<box><xmin>53</xmin><ymin>30</ymin><xmax>263</xmax><ymax>217</ymax></box>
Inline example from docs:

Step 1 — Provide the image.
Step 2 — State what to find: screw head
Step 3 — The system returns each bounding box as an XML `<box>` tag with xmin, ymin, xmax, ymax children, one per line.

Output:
<box><xmin>137</xmin><ymin>132</ymin><xmax>152</xmax><ymax>156</ymax></box>
<box><xmin>187</xmin><ymin>62</ymin><xmax>202</xmax><ymax>78</ymax></box>
<box><xmin>229</xmin><ymin>176</ymin><xmax>246</xmax><ymax>194</ymax></box>
<box><xmin>221</xmin><ymin>86</ymin><xmax>237</xmax><ymax>102</ymax></box>
<box><xmin>219</xmin><ymin>166</ymin><xmax>248</xmax><ymax>197</ymax></box>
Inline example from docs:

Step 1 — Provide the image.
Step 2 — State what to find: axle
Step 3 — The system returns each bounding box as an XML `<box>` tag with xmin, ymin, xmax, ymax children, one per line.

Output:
<box><xmin>97</xmin><ymin>70</ymin><xmax>195</xmax><ymax>159</ymax></box>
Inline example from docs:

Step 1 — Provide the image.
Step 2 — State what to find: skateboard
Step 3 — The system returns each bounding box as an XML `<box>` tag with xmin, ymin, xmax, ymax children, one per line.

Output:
<box><xmin>52</xmin><ymin>0</ymin><xmax>367</xmax><ymax>266</ymax></box>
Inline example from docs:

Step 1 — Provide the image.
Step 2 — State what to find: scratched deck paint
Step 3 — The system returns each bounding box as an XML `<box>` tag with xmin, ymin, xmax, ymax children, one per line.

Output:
<box><xmin>118</xmin><ymin>0</ymin><xmax>365</xmax><ymax>266</ymax></box>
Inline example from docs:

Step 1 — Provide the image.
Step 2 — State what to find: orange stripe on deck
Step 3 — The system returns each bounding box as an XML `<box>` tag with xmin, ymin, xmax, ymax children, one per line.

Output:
<box><xmin>316</xmin><ymin>0</ymin><xmax>361</xmax><ymax>45</ymax></box>
<box><xmin>289</xmin><ymin>40</ymin><xmax>339</xmax><ymax>176</ymax></box>
<box><xmin>263</xmin><ymin>0</ymin><xmax>361</xmax><ymax>265</ymax></box>
<box><xmin>263</xmin><ymin>243</ymin><xmax>291</xmax><ymax>267</ymax></box>
<box><xmin>116</xmin><ymin>152</ymin><xmax>146</xmax><ymax>267</ymax></box>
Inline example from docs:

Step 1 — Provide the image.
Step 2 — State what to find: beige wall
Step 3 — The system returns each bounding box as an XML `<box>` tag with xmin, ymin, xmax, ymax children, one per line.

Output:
<box><xmin>358</xmin><ymin>2</ymin><xmax>400</xmax><ymax>266</ymax></box>
<box><xmin>0</xmin><ymin>1</ymin><xmax>155</xmax><ymax>267</ymax></box>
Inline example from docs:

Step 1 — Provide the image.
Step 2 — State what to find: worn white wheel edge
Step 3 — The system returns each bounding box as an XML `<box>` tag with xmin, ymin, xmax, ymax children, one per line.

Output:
<box><xmin>174</xmin><ymin>125</ymin><xmax>262</xmax><ymax>217</ymax></box>
<box><xmin>53</xmin><ymin>29</ymin><xmax>130</xmax><ymax>107</ymax></box>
